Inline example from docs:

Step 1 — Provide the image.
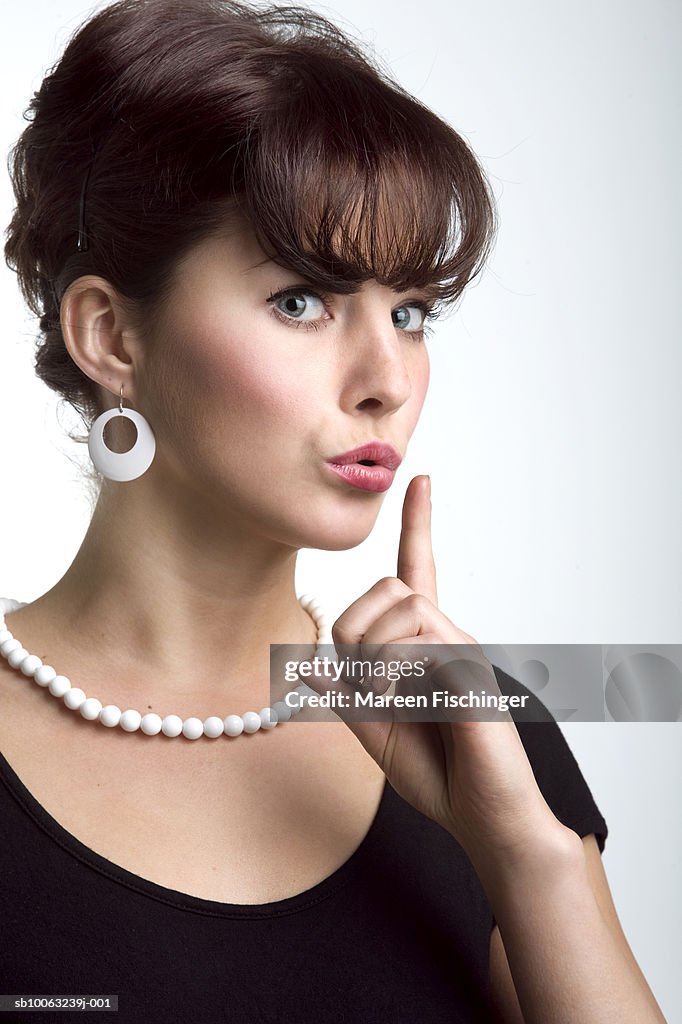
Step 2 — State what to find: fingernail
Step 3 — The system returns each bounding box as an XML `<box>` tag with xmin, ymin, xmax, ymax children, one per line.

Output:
<box><xmin>426</xmin><ymin>475</ymin><xmax>431</xmax><ymax>499</ymax></box>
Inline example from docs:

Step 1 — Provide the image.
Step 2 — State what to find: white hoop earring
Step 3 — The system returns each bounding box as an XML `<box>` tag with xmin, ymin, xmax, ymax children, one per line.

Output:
<box><xmin>88</xmin><ymin>384</ymin><xmax>156</xmax><ymax>482</ymax></box>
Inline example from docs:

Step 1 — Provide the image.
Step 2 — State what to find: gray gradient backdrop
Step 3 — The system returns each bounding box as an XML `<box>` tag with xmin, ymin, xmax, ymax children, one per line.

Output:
<box><xmin>1</xmin><ymin>2</ymin><xmax>680</xmax><ymax>1019</ymax></box>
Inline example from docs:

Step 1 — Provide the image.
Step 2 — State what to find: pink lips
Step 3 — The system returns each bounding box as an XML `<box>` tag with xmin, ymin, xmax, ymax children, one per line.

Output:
<box><xmin>326</xmin><ymin>441</ymin><xmax>402</xmax><ymax>493</ymax></box>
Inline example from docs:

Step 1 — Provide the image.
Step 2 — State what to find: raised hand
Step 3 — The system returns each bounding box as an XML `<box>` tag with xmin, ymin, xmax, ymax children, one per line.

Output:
<box><xmin>328</xmin><ymin>474</ymin><xmax>570</xmax><ymax>872</ymax></box>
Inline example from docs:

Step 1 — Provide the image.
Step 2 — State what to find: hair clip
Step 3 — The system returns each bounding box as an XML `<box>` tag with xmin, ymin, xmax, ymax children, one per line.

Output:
<box><xmin>76</xmin><ymin>160</ymin><xmax>94</xmax><ymax>253</ymax></box>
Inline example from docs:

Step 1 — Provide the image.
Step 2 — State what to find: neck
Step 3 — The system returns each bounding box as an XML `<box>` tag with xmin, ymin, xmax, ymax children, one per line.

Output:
<box><xmin>15</xmin><ymin>479</ymin><xmax>320</xmax><ymax>714</ymax></box>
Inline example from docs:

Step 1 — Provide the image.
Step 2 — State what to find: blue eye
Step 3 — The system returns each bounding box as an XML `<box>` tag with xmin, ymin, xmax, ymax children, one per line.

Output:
<box><xmin>393</xmin><ymin>305</ymin><xmax>426</xmax><ymax>332</ymax></box>
<box><xmin>267</xmin><ymin>287</ymin><xmax>330</xmax><ymax>332</ymax></box>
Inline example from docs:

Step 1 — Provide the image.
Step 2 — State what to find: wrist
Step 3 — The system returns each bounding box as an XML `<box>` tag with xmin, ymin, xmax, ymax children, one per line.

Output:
<box><xmin>462</xmin><ymin>819</ymin><xmax>584</xmax><ymax>899</ymax></box>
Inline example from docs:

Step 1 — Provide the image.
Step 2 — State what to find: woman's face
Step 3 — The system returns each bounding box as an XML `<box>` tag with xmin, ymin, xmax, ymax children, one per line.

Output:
<box><xmin>141</xmin><ymin>217</ymin><xmax>431</xmax><ymax>551</ymax></box>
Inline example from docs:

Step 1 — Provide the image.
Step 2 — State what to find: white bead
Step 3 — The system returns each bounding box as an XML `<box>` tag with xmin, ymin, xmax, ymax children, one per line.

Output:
<box><xmin>272</xmin><ymin>700</ymin><xmax>292</xmax><ymax>723</ymax></box>
<box><xmin>0</xmin><ymin>638</ymin><xmax>20</xmax><ymax>657</ymax></box>
<box><xmin>20</xmin><ymin>654</ymin><xmax>43</xmax><ymax>676</ymax></box>
<box><xmin>306</xmin><ymin>599</ymin><xmax>323</xmax><ymax>616</ymax></box>
<box><xmin>63</xmin><ymin>687</ymin><xmax>86</xmax><ymax>710</ymax></box>
<box><xmin>49</xmin><ymin>675</ymin><xmax>71</xmax><ymax>697</ymax></box>
<box><xmin>100</xmin><ymin>705</ymin><xmax>122</xmax><ymax>727</ymax></box>
<box><xmin>35</xmin><ymin>664</ymin><xmax>57</xmax><ymax>686</ymax></box>
<box><xmin>203</xmin><ymin>716</ymin><xmax>225</xmax><ymax>738</ymax></box>
<box><xmin>182</xmin><ymin>717</ymin><xmax>204</xmax><ymax>740</ymax></box>
<box><xmin>259</xmin><ymin>706</ymin><xmax>278</xmax><ymax>729</ymax></box>
<box><xmin>0</xmin><ymin>629</ymin><xmax>12</xmax><ymax>644</ymax></box>
<box><xmin>161</xmin><ymin>714</ymin><xmax>183</xmax><ymax>737</ymax></box>
<box><xmin>140</xmin><ymin>713</ymin><xmax>163</xmax><ymax>735</ymax></box>
<box><xmin>297</xmin><ymin>593</ymin><xmax>315</xmax><ymax>609</ymax></box>
<box><xmin>223</xmin><ymin>712</ymin><xmax>241</xmax><ymax>737</ymax></box>
<box><xmin>120</xmin><ymin>709</ymin><xmax>142</xmax><ymax>732</ymax></box>
<box><xmin>80</xmin><ymin>697</ymin><xmax>103</xmax><ymax>720</ymax></box>
<box><xmin>242</xmin><ymin>711</ymin><xmax>261</xmax><ymax>734</ymax></box>
<box><xmin>7</xmin><ymin>647</ymin><xmax>29</xmax><ymax>669</ymax></box>
<box><xmin>223</xmin><ymin>714</ymin><xmax>244</xmax><ymax>737</ymax></box>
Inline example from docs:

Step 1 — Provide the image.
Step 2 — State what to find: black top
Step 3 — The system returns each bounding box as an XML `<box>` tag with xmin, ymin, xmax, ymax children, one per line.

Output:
<box><xmin>0</xmin><ymin>667</ymin><xmax>608</xmax><ymax>1024</ymax></box>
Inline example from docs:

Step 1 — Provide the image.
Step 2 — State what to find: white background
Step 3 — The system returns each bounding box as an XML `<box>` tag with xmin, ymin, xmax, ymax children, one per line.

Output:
<box><xmin>1</xmin><ymin>1</ymin><xmax>680</xmax><ymax>1019</ymax></box>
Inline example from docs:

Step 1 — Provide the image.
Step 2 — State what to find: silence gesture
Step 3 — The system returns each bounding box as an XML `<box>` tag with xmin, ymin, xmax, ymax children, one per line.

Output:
<box><xmin>327</xmin><ymin>474</ymin><xmax>569</xmax><ymax>873</ymax></box>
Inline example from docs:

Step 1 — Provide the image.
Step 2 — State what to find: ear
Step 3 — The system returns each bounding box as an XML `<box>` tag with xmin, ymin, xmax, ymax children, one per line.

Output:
<box><xmin>60</xmin><ymin>275</ymin><xmax>143</xmax><ymax>408</ymax></box>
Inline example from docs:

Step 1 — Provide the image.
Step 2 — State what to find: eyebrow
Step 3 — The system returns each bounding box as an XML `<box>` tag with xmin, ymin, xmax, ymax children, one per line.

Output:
<box><xmin>245</xmin><ymin>256</ymin><xmax>441</xmax><ymax>301</ymax></box>
<box><xmin>244</xmin><ymin>255</ymin><xmax>359</xmax><ymax>293</ymax></box>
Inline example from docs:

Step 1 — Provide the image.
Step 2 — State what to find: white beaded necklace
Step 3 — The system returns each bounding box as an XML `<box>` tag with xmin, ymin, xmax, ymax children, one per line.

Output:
<box><xmin>0</xmin><ymin>594</ymin><xmax>328</xmax><ymax>739</ymax></box>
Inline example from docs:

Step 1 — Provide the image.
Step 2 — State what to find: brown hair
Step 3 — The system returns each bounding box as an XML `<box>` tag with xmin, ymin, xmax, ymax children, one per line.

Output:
<box><xmin>5</xmin><ymin>0</ymin><xmax>497</xmax><ymax>437</ymax></box>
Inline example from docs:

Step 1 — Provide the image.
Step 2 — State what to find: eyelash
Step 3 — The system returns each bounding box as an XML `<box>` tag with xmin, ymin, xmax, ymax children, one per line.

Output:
<box><xmin>266</xmin><ymin>284</ymin><xmax>440</xmax><ymax>342</ymax></box>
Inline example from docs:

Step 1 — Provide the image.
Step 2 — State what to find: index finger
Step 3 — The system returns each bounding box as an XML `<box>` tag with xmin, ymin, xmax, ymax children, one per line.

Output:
<box><xmin>396</xmin><ymin>475</ymin><xmax>438</xmax><ymax>606</ymax></box>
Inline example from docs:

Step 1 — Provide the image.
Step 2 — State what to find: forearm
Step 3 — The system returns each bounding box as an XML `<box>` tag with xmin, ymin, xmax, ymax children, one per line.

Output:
<box><xmin>471</xmin><ymin>828</ymin><xmax>667</xmax><ymax>1024</ymax></box>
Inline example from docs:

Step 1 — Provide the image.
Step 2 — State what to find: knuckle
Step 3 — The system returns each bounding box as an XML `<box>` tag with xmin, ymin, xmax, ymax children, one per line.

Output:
<box><xmin>375</xmin><ymin>576</ymin><xmax>409</xmax><ymax>597</ymax></box>
<box><xmin>331</xmin><ymin>618</ymin><xmax>350</xmax><ymax>643</ymax></box>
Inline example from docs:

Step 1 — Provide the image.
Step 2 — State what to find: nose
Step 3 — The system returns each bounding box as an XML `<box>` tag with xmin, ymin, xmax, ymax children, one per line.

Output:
<box><xmin>338</xmin><ymin>309</ymin><xmax>415</xmax><ymax>417</ymax></box>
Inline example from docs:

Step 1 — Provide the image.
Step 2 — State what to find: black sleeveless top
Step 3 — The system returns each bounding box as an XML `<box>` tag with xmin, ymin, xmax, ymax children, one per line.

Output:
<box><xmin>0</xmin><ymin>668</ymin><xmax>608</xmax><ymax>1023</ymax></box>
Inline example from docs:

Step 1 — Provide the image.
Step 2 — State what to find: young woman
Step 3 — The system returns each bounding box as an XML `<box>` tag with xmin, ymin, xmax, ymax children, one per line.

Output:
<box><xmin>0</xmin><ymin>1</ymin><xmax>667</xmax><ymax>1021</ymax></box>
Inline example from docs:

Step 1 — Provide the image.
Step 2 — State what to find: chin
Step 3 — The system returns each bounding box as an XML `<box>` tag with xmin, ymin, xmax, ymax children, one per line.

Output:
<box><xmin>303</xmin><ymin>505</ymin><xmax>382</xmax><ymax>552</ymax></box>
<box><xmin>307</xmin><ymin>528</ymin><xmax>375</xmax><ymax>552</ymax></box>
<box><xmin>275</xmin><ymin>502</ymin><xmax>382</xmax><ymax>552</ymax></box>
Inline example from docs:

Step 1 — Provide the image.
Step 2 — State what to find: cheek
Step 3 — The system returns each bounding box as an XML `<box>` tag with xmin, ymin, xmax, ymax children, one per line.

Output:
<box><xmin>163</xmin><ymin>318</ymin><xmax>314</xmax><ymax>444</ymax></box>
